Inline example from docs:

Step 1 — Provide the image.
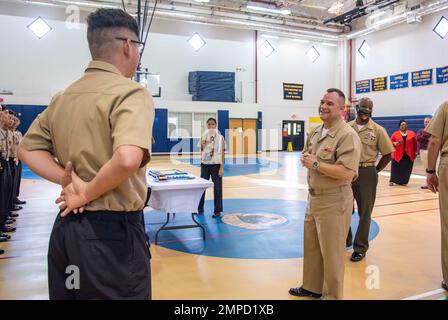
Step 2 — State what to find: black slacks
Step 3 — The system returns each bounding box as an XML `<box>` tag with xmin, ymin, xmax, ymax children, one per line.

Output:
<box><xmin>48</xmin><ymin>210</ymin><xmax>151</xmax><ymax>300</ymax></box>
<box><xmin>198</xmin><ymin>164</ymin><xmax>223</xmax><ymax>214</ymax></box>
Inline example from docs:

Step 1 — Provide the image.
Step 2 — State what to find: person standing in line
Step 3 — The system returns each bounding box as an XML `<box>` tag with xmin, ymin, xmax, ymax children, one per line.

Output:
<box><xmin>18</xmin><ymin>8</ymin><xmax>154</xmax><ymax>299</ymax></box>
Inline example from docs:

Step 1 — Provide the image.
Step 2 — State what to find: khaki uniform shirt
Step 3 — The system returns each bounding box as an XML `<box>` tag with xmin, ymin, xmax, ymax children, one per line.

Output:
<box><xmin>0</xmin><ymin>128</ymin><xmax>6</xmax><ymax>161</ymax></box>
<box><xmin>6</xmin><ymin>130</ymin><xmax>14</xmax><ymax>159</ymax></box>
<box><xmin>425</xmin><ymin>101</ymin><xmax>448</xmax><ymax>158</ymax></box>
<box><xmin>304</xmin><ymin>119</ymin><xmax>362</xmax><ymax>190</ymax></box>
<box><xmin>20</xmin><ymin>61</ymin><xmax>155</xmax><ymax>212</ymax></box>
<box><xmin>348</xmin><ymin>118</ymin><xmax>395</xmax><ymax>163</ymax></box>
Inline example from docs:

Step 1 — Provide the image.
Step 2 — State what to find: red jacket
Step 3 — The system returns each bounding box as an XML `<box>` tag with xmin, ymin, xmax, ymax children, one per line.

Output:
<box><xmin>390</xmin><ymin>130</ymin><xmax>418</xmax><ymax>162</ymax></box>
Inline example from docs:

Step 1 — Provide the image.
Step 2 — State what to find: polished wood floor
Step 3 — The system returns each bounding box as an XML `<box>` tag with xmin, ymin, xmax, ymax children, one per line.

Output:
<box><xmin>0</xmin><ymin>152</ymin><xmax>446</xmax><ymax>300</ymax></box>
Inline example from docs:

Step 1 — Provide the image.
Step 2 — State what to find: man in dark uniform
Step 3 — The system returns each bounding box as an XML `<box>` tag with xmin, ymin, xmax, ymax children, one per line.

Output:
<box><xmin>18</xmin><ymin>9</ymin><xmax>154</xmax><ymax>299</ymax></box>
<box><xmin>346</xmin><ymin>98</ymin><xmax>394</xmax><ymax>261</ymax></box>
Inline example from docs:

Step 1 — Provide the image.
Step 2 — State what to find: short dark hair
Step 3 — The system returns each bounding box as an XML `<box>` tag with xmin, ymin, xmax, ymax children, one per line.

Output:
<box><xmin>398</xmin><ymin>119</ymin><xmax>407</xmax><ymax>127</ymax></box>
<box><xmin>327</xmin><ymin>88</ymin><xmax>346</xmax><ymax>102</ymax></box>
<box><xmin>87</xmin><ymin>9</ymin><xmax>139</xmax><ymax>52</ymax></box>
<box><xmin>207</xmin><ymin>117</ymin><xmax>217</xmax><ymax>125</ymax></box>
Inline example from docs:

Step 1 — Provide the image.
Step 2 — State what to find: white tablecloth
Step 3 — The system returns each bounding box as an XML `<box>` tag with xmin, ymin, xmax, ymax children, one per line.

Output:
<box><xmin>146</xmin><ymin>171</ymin><xmax>213</xmax><ymax>213</ymax></box>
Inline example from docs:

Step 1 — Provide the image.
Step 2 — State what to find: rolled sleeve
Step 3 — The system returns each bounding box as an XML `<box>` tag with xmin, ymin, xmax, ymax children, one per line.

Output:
<box><xmin>110</xmin><ymin>87</ymin><xmax>154</xmax><ymax>166</ymax></box>
<box><xmin>20</xmin><ymin>109</ymin><xmax>54</xmax><ymax>154</ymax></box>
<box><xmin>425</xmin><ymin>103</ymin><xmax>447</xmax><ymax>138</ymax></box>
<box><xmin>378</xmin><ymin>127</ymin><xmax>395</xmax><ymax>155</ymax></box>
<box><xmin>335</xmin><ymin>132</ymin><xmax>361</xmax><ymax>172</ymax></box>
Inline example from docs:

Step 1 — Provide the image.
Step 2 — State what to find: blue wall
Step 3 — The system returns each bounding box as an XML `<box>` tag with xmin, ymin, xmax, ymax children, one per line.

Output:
<box><xmin>6</xmin><ymin>105</ymin><xmax>230</xmax><ymax>153</ymax></box>
<box><xmin>6</xmin><ymin>104</ymin><xmax>47</xmax><ymax>134</ymax></box>
<box><xmin>373</xmin><ymin>114</ymin><xmax>431</xmax><ymax>137</ymax></box>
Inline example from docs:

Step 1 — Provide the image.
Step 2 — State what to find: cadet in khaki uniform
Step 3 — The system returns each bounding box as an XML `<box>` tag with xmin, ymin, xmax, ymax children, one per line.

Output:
<box><xmin>18</xmin><ymin>9</ymin><xmax>154</xmax><ymax>300</ymax></box>
<box><xmin>346</xmin><ymin>98</ymin><xmax>395</xmax><ymax>262</ymax></box>
<box><xmin>425</xmin><ymin>101</ymin><xmax>448</xmax><ymax>292</ymax></box>
<box><xmin>289</xmin><ymin>88</ymin><xmax>361</xmax><ymax>300</ymax></box>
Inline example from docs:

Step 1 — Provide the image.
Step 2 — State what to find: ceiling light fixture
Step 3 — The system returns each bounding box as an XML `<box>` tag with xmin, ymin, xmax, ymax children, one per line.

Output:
<box><xmin>247</xmin><ymin>5</ymin><xmax>291</xmax><ymax>15</ymax></box>
<box><xmin>306</xmin><ymin>46</ymin><xmax>320</xmax><ymax>63</ymax></box>
<box><xmin>433</xmin><ymin>16</ymin><xmax>448</xmax><ymax>38</ymax></box>
<box><xmin>260</xmin><ymin>34</ymin><xmax>279</xmax><ymax>39</ymax></box>
<box><xmin>358</xmin><ymin>40</ymin><xmax>370</xmax><ymax>58</ymax></box>
<box><xmin>27</xmin><ymin>17</ymin><xmax>52</xmax><ymax>39</ymax></box>
<box><xmin>293</xmin><ymin>39</ymin><xmax>310</xmax><ymax>43</ymax></box>
<box><xmin>260</xmin><ymin>40</ymin><xmax>275</xmax><ymax>57</ymax></box>
<box><xmin>188</xmin><ymin>33</ymin><xmax>206</xmax><ymax>51</ymax></box>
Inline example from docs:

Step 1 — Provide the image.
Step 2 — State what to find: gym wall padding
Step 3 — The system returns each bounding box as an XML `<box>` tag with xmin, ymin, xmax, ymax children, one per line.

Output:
<box><xmin>373</xmin><ymin>115</ymin><xmax>431</xmax><ymax>137</ymax></box>
<box><xmin>189</xmin><ymin>71</ymin><xmax>235</xmax><ymax>102</ymax></box>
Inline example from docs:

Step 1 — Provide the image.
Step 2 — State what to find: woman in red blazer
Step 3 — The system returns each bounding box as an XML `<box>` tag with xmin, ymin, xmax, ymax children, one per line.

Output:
<box><xmin>389</xmin><ymin>120</ymin><xmax>418</xmax><ymax>186</ymax></box>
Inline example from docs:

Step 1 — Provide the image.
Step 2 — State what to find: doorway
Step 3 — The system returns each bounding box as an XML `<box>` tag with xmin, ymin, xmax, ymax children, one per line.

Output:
<box><xmin>282</xmin><ymin>120</ymin><xmax>305</xmax><ymax>151</ymax></box>
<box><xmin>229</xmin><ymin>118</ymin><xmax>257</xmax><ymax>156</ymax></box>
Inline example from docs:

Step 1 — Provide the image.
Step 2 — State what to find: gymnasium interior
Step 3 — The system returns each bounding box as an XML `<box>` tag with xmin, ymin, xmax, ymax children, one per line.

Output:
<box><xmin>0</xmin><ymin>0</ymin><xmax>447</xmax><ymax>301</ymax></box>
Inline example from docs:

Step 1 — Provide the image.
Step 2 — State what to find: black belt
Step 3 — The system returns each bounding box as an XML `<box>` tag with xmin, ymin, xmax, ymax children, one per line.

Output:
<box><xmin>64</xmin><ymin>210</ymin><xmax>144</xmax><ymax>222</ymax></box>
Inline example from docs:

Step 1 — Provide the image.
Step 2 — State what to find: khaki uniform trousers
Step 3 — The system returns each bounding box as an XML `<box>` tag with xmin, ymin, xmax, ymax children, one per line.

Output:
<box><xmin>303</xmin><ymin>185</ymin><xmax>353</xmax><ymax>300</ymax></box>
<box><xmin>439</xmin><ymin>156</ymin><xmax>448</xmax><ymax>283</ymax></box>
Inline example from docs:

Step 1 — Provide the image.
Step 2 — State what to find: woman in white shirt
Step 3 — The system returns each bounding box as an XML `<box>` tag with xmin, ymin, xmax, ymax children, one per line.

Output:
<box><xmin>197</xmin><ymin>118</ymin><xmax>225</xmax><ymax>218</ymax></box>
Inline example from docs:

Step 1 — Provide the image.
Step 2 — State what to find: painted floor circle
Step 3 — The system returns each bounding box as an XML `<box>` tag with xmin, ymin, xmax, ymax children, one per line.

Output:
<box><xmin>144</xmin><ymin>198</ymin><xmax>380</xmax><ymax>259</ymax></box>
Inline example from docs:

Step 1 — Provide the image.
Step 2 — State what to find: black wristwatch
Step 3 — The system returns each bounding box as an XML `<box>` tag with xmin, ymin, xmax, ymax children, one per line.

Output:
<box><xmin>425</xmin><ymin>168</ymin><xmax>436</xmax><ymax>174</ymax></box>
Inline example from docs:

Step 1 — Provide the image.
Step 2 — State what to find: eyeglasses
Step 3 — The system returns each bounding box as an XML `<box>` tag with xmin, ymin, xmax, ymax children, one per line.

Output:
<box><xmin>115</xmin><ymin>37</ymin><xmax>144</xmax><ymax>54</ymax></box>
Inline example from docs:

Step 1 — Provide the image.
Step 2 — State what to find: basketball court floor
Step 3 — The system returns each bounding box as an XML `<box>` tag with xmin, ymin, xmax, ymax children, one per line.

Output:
<box><xmin>0</xmin><ymin>152</ymin><xmax>446</xmax><ymax>300</ymax></box>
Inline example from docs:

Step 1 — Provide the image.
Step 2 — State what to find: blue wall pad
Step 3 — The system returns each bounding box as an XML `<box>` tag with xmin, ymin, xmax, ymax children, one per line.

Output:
<box><xmin>189</xmin><ymin>71</ymin><xmax>235</xmax><ymax>102</ymax></box>
<box><xmin>373</xmin><ymin>114</ymin><xmax>432</xmax><ymax>137</ymax></box>
<box><xmin>177</xmin><ymin>157</ymin><xmax>281</xmax><ymax>177</ymax></box>
<box><xmin>144</xmin><ymin>198</ymin><xmax>380</xmax><ymax>259</ymax></box>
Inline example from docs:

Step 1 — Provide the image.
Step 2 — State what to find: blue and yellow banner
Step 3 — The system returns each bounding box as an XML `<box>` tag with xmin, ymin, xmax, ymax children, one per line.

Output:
<box><xmin>436</xmin><ymin>66</ymin><xmax>448</xmax><ymax>84</ymax></box>
<box><xmin>390</xmin><ymin>73</ymin><xmax>409</xmax><ymax>90</ymax></box>
<box><xmin>371</xmin><ymin>76</ymin><xmax>387</xmax><ymax>92</ymax></box>
<box><xmin>412</xmin><ymin>69</ymin><xmax>433</xmax><ymax>87</ymax></box>
<box><xmin>283</xmin><ymin>83</ymin><xmax>303</xmax><ymax>100</ymax></box>
<box><xmin>356</xmin><ymin>80</ymin><xmax>371</xmax><ymax>94</ymax></box>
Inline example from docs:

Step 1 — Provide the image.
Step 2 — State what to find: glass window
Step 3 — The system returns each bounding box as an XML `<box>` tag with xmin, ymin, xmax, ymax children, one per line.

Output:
<box><xmin>168</xmin><ymin>112</ymin><xmax>192</xmax><ymax>138</ymax></box>
<box><xmin>168</xmin><ymin>112</ymin><xmax>216</xmax><ymax>138</ymax></box>
<box><xmin>193</xmin><ymin>112</ymin><xmax>217</xmax><ymax>138</ymax></box>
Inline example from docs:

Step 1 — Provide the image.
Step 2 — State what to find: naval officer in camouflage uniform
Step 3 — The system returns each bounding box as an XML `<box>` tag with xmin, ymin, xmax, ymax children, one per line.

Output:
<box><xmin>347</xmin><ymin>97</ymin><xmax>394</xmax><ymax>262</ymax></box>
<box><xmin>289</xmin><ymin>88</ymin><xmax>361</xmax><ymax>300</ymax></box>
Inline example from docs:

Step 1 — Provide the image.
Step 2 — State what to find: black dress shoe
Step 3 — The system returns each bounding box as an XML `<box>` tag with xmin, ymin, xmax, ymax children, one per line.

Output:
<box><xmin>442</xmin><ymin>281</ymin><xmax>448</xmax><ymax>292</ymax></box>
<box><xmin>289</xmin><ymin>286</ymin><xmax>322</xmax><ymax>298</ymax></box>
<box><xmin>0</xmin><ymin>225</ymin><xmax>16</xmax><ymax>233</ymax></box>
<box><xmin>0</xmin><ymin>233</ymin><xmax>11</xmax><ymax>240</ymax></box>
<box><xmin>351</xmin><ymin>252</ymin><xmax>366</xmax><ymax>262</ymax></box>
<box><xmin>0</xmin><ymin>235</ymin><xmax>9</xmax><ymax>242</ymax></box>
<box><xmin>15</xmin><ymin>199</ymin><xmax>26</xmax><ymax>205</ymax></box>
<box><xmin>0</xmin><ymin>248</ymin><xmax>4</xmax><ymax>255</ymax></box>
<box><xmin>9</xmin><ymin>212</ymin><xmax>19</xmax><ymax>218</ymax></box>
<box><xmin>12</xmin><ymin>205</ymin><xmax>22</xmax><ymax>211</ymax></box>
<box><xmin>5</xmin><ymin>218</ymin><xmax>15</xmax><ymax>225</ymax></box>
<box><xmin>212</xmin><ymin>212</ymin><xmax>221</xmax><ymax>218</ymax></box>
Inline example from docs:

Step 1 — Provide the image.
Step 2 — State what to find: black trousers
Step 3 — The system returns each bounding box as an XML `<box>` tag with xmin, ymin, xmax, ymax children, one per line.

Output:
<box><xmin>347</xmin><ymin>166</ymin><xmax>378</xmax><ymax>253</ymax></box>
<box><xmin>15</xmin><ymin>160</ymin><xmax>22</xmax><ymax>199</ymax></box>
<box><xmin>0</xmin><ymin>159</ymin><xmax>8</xmax><ymax>226</ymax></box>
<box><xmin>198</xmin><ymin>164</ymin><xmax>223</xmax><ymax>214</ymax></box>
<box><xmin>7</xmin><ymin>159</ymin><xmax>16</xmax><ymax>211</ymax></box>
<box><xmin>48</xmin><ymin>210</ymin><xmax>151</xmax><ymax>300</ymax></box>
